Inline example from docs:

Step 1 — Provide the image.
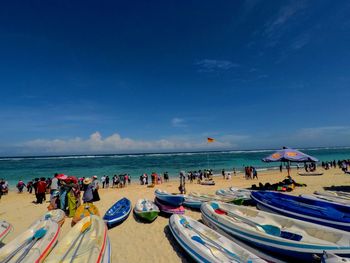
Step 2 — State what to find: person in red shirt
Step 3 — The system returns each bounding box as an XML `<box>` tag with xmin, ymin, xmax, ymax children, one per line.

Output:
<box><xmin>36</xmin><ymin>177</ymin><xmax>47</xmax><ymax>204</ymax></box>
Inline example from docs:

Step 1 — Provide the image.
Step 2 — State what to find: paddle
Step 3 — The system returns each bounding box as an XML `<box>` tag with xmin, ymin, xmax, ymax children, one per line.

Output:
<box><xmin>15</xmin><ymin>228</ymin><xmax>47</xmax><ymax>263</ymax></box>
<box><xmin>210</xmin><ymin>203</ymin><xmax>302</xmax><ymax>241</ymax></box>
<box><xmin>3</xmin><ymin>228</ymin><xmax>47</xmax><ymax>263</ymax></box>
<box><xmin>60</xmin><ymin>219</ymin><xmax>92</xmax><ymax>262</ymax></box>
<box><xmin>179</xmin><ymin>218</ymin><xmax>240</xmax><ymax>262</ymax></box>
<box><xmin>191</xmin><ymin>236</ymin><xmax>240</xmax><ymax>262</ymax></box>
<box><xmin>210</xmin><ymin>203</ymin><xmax>281</xmax><ymax>236</ymax></box>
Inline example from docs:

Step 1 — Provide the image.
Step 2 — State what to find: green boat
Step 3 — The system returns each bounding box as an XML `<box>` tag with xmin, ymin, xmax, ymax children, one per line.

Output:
<box><xmin>134</xmin><ymin>199</ymin><xmax>160</xmax><ymax>222</ymax></box>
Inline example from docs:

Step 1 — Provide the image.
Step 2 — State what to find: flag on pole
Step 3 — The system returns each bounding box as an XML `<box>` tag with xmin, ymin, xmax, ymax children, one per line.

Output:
<box><xmin>207</xmin><ymin>137</ymin><xmax>215</xmax><ymax>143</ymax></box>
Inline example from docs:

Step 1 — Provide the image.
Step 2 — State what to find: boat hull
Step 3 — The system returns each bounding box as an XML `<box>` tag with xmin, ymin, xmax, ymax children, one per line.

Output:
<box><xmin>103</xmin><ymin>198</ymin><xmax>131</xmax><ymax>228</ymax></box>
<box><xmin>251</xmin><ymin>191</ymin><xmax>350</xmax><ymax>231</ymax></box>
<box><xmin>201</xmin><ymin>202</ymin><xmax>350</xmax><ymax>262</ymax></box>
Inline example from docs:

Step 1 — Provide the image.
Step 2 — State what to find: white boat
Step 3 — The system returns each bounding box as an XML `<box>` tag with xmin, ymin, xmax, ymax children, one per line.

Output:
<box><xmin>46</xmin><ymin>215</ymin><xmax>108</xmax><ymax>263</ymax></box>
<box><xmin>300</xmin><ymin>194</ymin><xmax>350</xmax><ymax>207</ymax></box>
<box><xmin>189</xmin><ymin>192</ymin><xmax>235</xmax><ymax>203</ymax></box>
<box><xmin>0</xmin><ymin>219</ymin><xmax>60</xmax><ymax>263</ymax></box>
<box><xmin>0</xmin><ymin>220</ymin><xmax>13</xmax><ymax>242</ymax></box>
<box><xmin>315</xmin><ymin>191</ymin><xmax>350</xmax><ymax>203</ymax></box>
<box><xmin>201</xmin><ymin>201</ymin><xmax>350</xmax><ymax>261</ymax></box>
<box><xmin>322</xmin><ymin>251</ymin><xmax>350</xmax><ymax>262</ymax></box>
<box><xmin>169</xmin><ymin>214</ymin><xmax>266</xmax><ymax>263</ymax></box>
<box><xmin>134</xmin><ymin>199</ymin><xmax>160</xmax><ymax>222</ymax></box>
<box><xmin>30</xmin><ymin>209</ymin><xmax>66</xmax><ymax>227</ymax></box>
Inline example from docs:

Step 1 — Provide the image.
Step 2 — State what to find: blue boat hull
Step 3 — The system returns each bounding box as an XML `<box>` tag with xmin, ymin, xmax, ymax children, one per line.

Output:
<box><xmin>103</xmin><ymin>197</ymin><xmax>131</xmax><ymax>228</ymax></box>
<box><xmin>155</xmin><ymin>192</ymin><xmax>184</xmax><ymax>206</ymax></box>
<box><xmin>251</xmin><ymin>191</ymin><xmax>350</xmax><ymax>231</ymax></box>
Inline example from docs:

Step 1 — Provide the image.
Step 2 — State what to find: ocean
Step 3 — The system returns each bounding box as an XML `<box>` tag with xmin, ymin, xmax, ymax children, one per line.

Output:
<box><xmin>1</xmin><ymin>147</ymin><xmax>349</xmax><ymax>187</ymax></box>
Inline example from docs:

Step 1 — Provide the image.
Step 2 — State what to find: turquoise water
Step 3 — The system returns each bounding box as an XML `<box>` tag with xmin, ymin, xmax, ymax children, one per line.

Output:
<box><xmin>1</xmin><ymin>147</ymin><xmax>349</xmax><ymax>187</ymax></box>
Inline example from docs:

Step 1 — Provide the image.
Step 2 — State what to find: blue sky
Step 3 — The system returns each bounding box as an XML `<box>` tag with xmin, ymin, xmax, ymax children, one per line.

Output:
<box><xmin>1</xmin><ymin>0</ymin><xmax>350</xmax><ymax>155</ymax></box>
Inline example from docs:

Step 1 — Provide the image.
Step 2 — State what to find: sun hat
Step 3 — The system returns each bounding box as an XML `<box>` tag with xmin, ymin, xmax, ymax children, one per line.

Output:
<box><xmin>92</xmin><ymin>175</ymin><xmax>98</xmax><ymax>179</ymax></box>
<box><xmin>83</xmin><ymin>177</ymin><xmax>92</xmax><ymax>185</ymax></box>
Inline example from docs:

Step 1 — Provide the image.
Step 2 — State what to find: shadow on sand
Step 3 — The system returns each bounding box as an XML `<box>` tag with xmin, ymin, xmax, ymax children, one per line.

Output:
<box><xmin>323</xmin><ymin>185</ymin><xmax>350</xmax><ymax>192</ymax></box>
<box><xmin>163</xmin><ymin>225</ymin><xmax>196</xmax><ymax>263</ymax></box>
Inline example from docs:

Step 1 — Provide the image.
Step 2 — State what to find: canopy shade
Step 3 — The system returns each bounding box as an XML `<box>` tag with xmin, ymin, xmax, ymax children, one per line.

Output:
<box><xmin>262</xmin><ymin>147</ymin><xmax>319</xmax><ymax>163</ymax></box>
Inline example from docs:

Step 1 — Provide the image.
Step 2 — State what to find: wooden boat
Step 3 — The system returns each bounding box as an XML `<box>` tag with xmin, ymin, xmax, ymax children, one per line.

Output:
<box><xmin>298</xmin><ymin>172</ymin><xmax>324</xmax><ymax>176</ymax></box>
<box><xmin>251</xmin><ymin>191</ymin><xmax>350</xmax><ymax>231</ymax></box>
<box><xmin>0</xmin><ymin>219</ymin><xmax>60</xmax><ymax>263</ymax></box>
<box><xmin>201</xmin><ymin>201</ymin><xmax>350</xmax><ymax>261</ymax></box>
<box><xmin>300</xmin><ymin>194</ymin><xmax>350</xmax><ymax>207</ymax></box>
<box><xmin>46</xmin><ymin>215</ymin><xmax>108</xmax><ymax>263</ymax></box>
<box><xmin>103</xmin><ymin>197</ymin><xmax>131</xmax><ymax>228</ymax></box>
<box><xmin>154</xmin><ymin>189</ymin><xmax>184</xmax><ymax>206</ymax></box>
<box><xmin>134</xmin><ymin>199</ymin><xmax>159</xmax><ymax>222</ymax></box>
<box><xmin>154</xmin><ymin>198</ymin><xmax>185</xmax><ymax>215</ymax></box>
<box><xmin>0</xmin><ymin>220</ymin><xmax>12</xmax><ymax>242</ymax></box>
<box><xmin>72</xmin><ymin>203</ymin><xmax>100</xmax><ymax>226</ymax></box>
<box><xmin>169</xmin><ymin>214</ymin><xmax>266</xmax><ymax>263</ymax></box>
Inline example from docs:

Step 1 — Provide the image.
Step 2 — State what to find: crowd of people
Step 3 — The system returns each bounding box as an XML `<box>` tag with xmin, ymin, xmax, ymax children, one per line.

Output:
<box><xmin>321</xmin><ymin>159</ymin><xmax>350</xmax><ymax>173</ymax></box>
<box><xmin>244</xmin><ymin>166</ymin><xmax>258</xmax><ymax>180</ymax></box>
<box><xmin>101</xmin><ymin>174</ymin><xmax>131</xmax><ymax>188</ymax></box>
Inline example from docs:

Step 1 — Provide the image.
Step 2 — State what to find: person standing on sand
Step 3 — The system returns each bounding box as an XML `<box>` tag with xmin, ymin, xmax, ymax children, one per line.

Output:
<box><xmin>105</xmin><ymin>175</ymin><xmax>110</xmax><ymax>188</ymax></box>
<box><xmin>101</xmin><ymin>175</ymin><xmax>106</xmax><ymax>189</ymax></box>
<box><xmin>82</xmin><ymin>178</ymin><xmax>94</xmax><ymax>203</ymax></box>
<box><xmin>92</xmin><ymin>176</ymin><xmax>100</xmax><ymax>201</ymax></box>
<box><xmin>179</xmin><ymin>171</ymin><xmax>186</xmax><ymax>194</ymax></box>
<box><xmin>252</xmin><ymin>167</ymin><xmax>258</xmax><ymax>179</ymax></box>
<box><xmin>50</xmin><ymin>173</ymin><xmax>59</xmax><ymax>201</ymax></box>
<box><xmin>36</xmin><ymin>177</ymin><xmax>47</xmax><ymax>204</ymax></box>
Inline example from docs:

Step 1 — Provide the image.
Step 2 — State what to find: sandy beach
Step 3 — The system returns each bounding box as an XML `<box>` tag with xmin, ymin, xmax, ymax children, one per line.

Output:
<box><xmin>1</xmin><ymin>168</ymin><xmax>349</xmax><ymax>262</ymax></box>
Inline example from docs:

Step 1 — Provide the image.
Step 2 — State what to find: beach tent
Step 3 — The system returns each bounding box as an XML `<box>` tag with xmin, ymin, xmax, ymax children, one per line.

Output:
<box><xmin>262</xmin><ymin>147</ymin><xmax>318</xmax><ymax>176</ymax></box>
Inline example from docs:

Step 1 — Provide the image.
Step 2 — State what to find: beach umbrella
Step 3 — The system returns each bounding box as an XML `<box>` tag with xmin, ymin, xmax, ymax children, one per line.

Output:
<box><xmin>262</xmin><ymin>147</ymin><xmax>318</xmax><ymax>176</ymax></box>
<box><xmin>56</xmin><ymin>174</ymin><xmax>68</xmax><ymax>180</ymax></box>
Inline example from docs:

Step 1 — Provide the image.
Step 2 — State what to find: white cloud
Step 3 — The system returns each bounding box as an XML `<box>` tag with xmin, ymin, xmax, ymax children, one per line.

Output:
<box><xmin>16</xmin><ymin>131</ymin><xmax>249</xmax><ymax>155</ymax></box>
<box><xmin>171</xmin><ymin>118</ymin><xmax>186</xmax><ymax>128</ymax></box>
<box><xmin>195</xmin><ymin>59</ymin><xmax>240</xmax><ymax>72</ymax></box>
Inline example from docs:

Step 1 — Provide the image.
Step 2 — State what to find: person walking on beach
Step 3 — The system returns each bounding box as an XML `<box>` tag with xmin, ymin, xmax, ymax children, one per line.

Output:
<box><xmin>16</xmin><ymin>180</ymin><xmax>25</xmax><ymax>193</ymax></box>
<box><xmin>36</xmin><ymin>177</ymin><xmax>47</xmax><ymax>204</ymax></box>
<box><xmin>252</xmin><ymin>167</ymin><xmax>258</xmax><ymax>179</ymax></box>
<box><xmin>222</xmin><ymin>169</ymin><xmax>225</xmax><ymax>179</ymax></box>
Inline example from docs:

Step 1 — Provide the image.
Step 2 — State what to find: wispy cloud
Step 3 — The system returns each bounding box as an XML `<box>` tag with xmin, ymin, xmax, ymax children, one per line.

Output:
<box><xmin>290</xmin><ymin>34</ymin><xmax>310</xmax><ymax>49</ymax></box>
<box><xmin>264</xmin><ymin>1</ymin><xmax>307</xmax><ymax>36</ymax></box>
<box><xmin>171</xmin><ymin>118</ymin><xmax>187</xmax><ymax>128</ymax></box>
<box><xmin>195</xmin><ymin>59</ymin><xmax>240</xmax><ymax>72</ymax></box>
